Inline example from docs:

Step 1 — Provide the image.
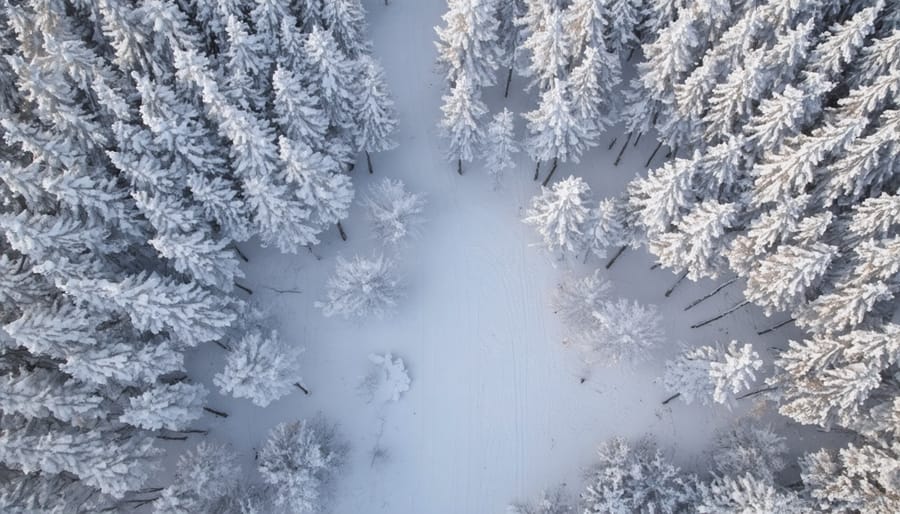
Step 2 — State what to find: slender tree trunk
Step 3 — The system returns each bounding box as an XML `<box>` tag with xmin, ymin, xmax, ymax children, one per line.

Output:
<box><xmin>156</xmin><ymin>434</ymin><xmax>188</xmax><ymax>441</ymax></box>
<box><xmin>213</xmin><ymin>340</ymin><xmax>231</xmax><ymax>351</ymax></box>
<box><xmin>605</xmin><ymin>245</ymin><xmax>627</xmax><ymax>269</ymax></box>
<box><xmin>337</xmin><ymin>221</ymin><xmax>347</xmax><ymax>241</ymax></box>
<box><xmin>607</xmin><ymin>136</ymin><xmax>618</xmax><ymax>150</ymax></box>
<box><xmin>691</xmin><ymin>300</ymin><xmax>750</xmax><ymax>329</ymax></box>
<box><xmin>135</xmin><ymin>488</ymin><xmax>165</xmax><ymax>494</ymax></box>
<box><xmin>757</xmin><ymin>318</ymin><xmax>795</xmax><ymax>336</ymax></box>
<box><xmin>664</xmin><ymin>270</ymin><xmax>689</xmax><ymax>298</ymax></box>
<box><xmin>650</xmin><ymin>263</ymin><xmax>661</xmax><ymax>270</ymax></box>
<box><xmin>614</xmin><ymin>132</ymin><xmax>633</xmax><ymax>166</ymax></box>
<box><xmin>504</xmin><ymin>67</ymin><xmax>513</xmax><ymax>98</ymax></box>
<box><xmin>627</xmin><ymin>46</ymin><xmax>636</xmax><ymax>61</ymax></box>
<box><xmin>683</xmin><ymin>277</ymin><xmax>738</xmax><ymax>311</ymax></box>
<box><xmin>347</xmin><ymin>162</ymin><xmax>355</xmax><ymax>172</ymax></box>
<box><xmin>306</xmin><ymin>244</ymin><xmax>322</xmax><ymax>261</ymax></box>
<box><xmin>176</xmin><ymin>429</ymin><xmax>209</xmax><ymax>435</ymax></box>
<box><xmin>645</xmin><ymin>140</ymin><xmax>663</xmax><ymax>167</ymax></box>
<box><xmin>737</xmin><ymin>386</ymin><xmax>778</xmax><ymax>400</ymax></box>
<box><xmin>662</xmin><ymin>392</ymin><xmax>681</xmax><ymax>405</ymax></box>
<box><xmin>457</xmin><ymin>158</ymin><xmax>463</xmax><ymax>176</ymax></box>
<box><xmin>533</xmin><ymin>160</ymin><xmax>540</xmax><ymax>181</ymax></box>
<box><xmin>366</xmin><ymin>150</ymin><xmax>373</xmax><ymax>174</ymax></box>
<box><xmin>294</xmin><ymin>382</ymin><xmax>310</xmax><ymax>395</ymax></box>
<box><xmin>633</xmin><ymin>132</ymin><xmax>642</xmax><ymax>146</ymax></box>
<box><xmin>541</xmin><ymin>157</ymin><xmax>559</xmax><ymax>187</ymax></box>
<box><xmin>234</xmin><ymin>282</ymin><xmax>253</xmax><ymax>295</ymax></box>
<box><xmin>203</xmin><ymin>406</ymin><xmax>229</xmax><ymax>418</ymax></box>
<box><xmin>231</xmin><ymin>244</ymin><xmax>249</xmax><ymax>262</ymax></box>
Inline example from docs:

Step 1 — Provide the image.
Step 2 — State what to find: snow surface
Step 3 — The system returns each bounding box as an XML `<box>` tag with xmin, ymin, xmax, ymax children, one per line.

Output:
<box><xmin>179</xmin><ymin>1</ymin><xmax>844</xmax><ymax>512</ymax></box>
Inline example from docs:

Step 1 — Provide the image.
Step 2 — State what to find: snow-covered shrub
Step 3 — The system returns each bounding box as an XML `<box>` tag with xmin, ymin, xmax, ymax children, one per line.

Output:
<box><xmin>508</xmin><ymin>486</ymin><xmax>573</xmax><ymax>514</ymax></box>
<box><xmin>214</xmin><ymin>329</ymin><xmax>304</xmax><ymax>408</ymax></box>
<box><xmin>363</xmin><ymin>179</ymin><xmax>426</xmax><ymax>245</ymax></box>
<box><xmin>553</xmin><ymin>270</ymin><xmax>612</xmax><ymax>337</ymax></box>
<box><xmin>258</xmin><ymin>418</ymin><xmax>347</xmax><ymax>513</ymax></box>
<box><xmin>359</xmin><ymin>353</ymin><xmax>412</xmax><ymax>403</ymax></box>
<box><xmin>317</xmin><ymin>254</ymin><xmax>404</xmax><ymax>319</ymax></box>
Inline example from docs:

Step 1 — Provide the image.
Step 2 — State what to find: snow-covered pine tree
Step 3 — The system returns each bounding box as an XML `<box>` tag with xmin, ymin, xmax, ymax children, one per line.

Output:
<box><xmin>435</xmin><ymin>0</ymin><xmax>502</xmax><ymax>88</ymax></box>
<box><xmin>524</xmin><ymin>79</ymin><xmax>590</xmax><ymax>186</ymax></box>
<box><xmin>712</xmin><ymin>421</ymin><xmax>788</xmax><ymax>482</ymax></box>
<box><xmin>521</xmin><ymin>6</ymin><xmax>570</xmax><ymax>90</ymax></box>
<box><xmin>439</xmin><ymin>71</ymin><xmax>488</xmax><ymax>175</ymax></box>
<box><xmin>587</xmin><ymin>298</ymin><xmax>665</xmax><ymax>365</ymax></box>
<box><xmin>553</xmin><ymin>270</ymin><xmax>612</xmax><ymax>340</ymax></box>
<box><xmin>523</xmin><ymin>175</ymin><xmax>592</xmax><ymax>255</ymax></box>
<box><xmin>481</xmin><ymin>108</ymin><xmax>520</xmax><ymax>186</ymax></box>
<box><xmin>154</xmin><ymin>441</ymin><xmax>241</xmax><ymax>514</ymax></box>
<box><xmin>322</xmin><ymin>0</ymin><xmax>371</xmax><ymax>58</ymax></box>
<box><xmin>257</xmin><ymin>418</ymin><xmax>347</xmax><ymax>513</ymax></box>
<box><xmin>696</xmin><ymin>474</ymin><xmax>808</xmax><ymax>513</ymax></box>
<box><xmin>214</xmin><ymin>328</ymin><xmax>304</xmax><ymax>407</ymax></box>
<box><xmin>582</xmin><ymin>437</ymin><xmax>696</xmax><ymax>513</ymax></box>
<box><xmin>317</xmin><ymin>254</ymin><xmax>404</xmax><ymax>319</ymax></box>
<box><xmin>363</xmin><ymin>178</ymin><xmax>426</xmax><ymax>246</ymax></box>
<box><xmin>663</xmin><ymin>341</ymin><xmax>762</xmax><ymax>407</ymax></box>
<box><xmin>354</xmin><ymin>55</ymin><xmax>399</xmax><ymax>173</ymax></box>
<box><xmin>120</xmin><ymin>382</ymin><xmax>208</xmax><ymax>431</ymax></box>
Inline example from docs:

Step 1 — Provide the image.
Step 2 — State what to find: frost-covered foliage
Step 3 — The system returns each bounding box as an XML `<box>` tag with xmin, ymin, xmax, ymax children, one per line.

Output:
<box><xmin>363</xmin><ymin>178</ymin><xmax>427</xmax><ymax>245</ymax></box>
<box><xmin>712</xmin><ymin>421</ymin><xmax>788</xmax><ymax>482</ymax></box>
<box><xmin>696</xmin><ymin>474</ymin><xmax>808</xmax><ymax>513</ymax></box>
<box><xmin>482</xmin><ymin>108</ymin><xmax>520</xmax><ymax>186</ymax></box>
<box><xmin>554</xmin><ymin>271</ymin><xmax>664</xmax><ymax>365</ymax></box>
<box><xmin>318</xmin><ymin>254</ymin><xmax>404</xmax><ymax>319</ymax></box>
<box><xmin>154</xmin><ymin>442</ymin><xmax>240</xmax><ymax>514</ymax></box>
<box><xmin>663</xmin><ymin>341</ymin><xmax>762</xmax><ymax>407</ymax></box>
<box><xmin>0</xmin><ymin>0</ymin><xmax>390</xmax><ymax>504</ymax></box>
<box><xmin>582</xmin><ymin>437</ymin><xmax>696</xmax><ymax>513</ymax></box>
<box><xmin>360</xmin><ymin>353</ymin><xmax>412</xmax><ymax>403</ymax></box>
<box><xmin>524</xmin><ymin>176</ymin><xmax>592</xmax><ymax>254</ymax></box>
<box><xmin>214</xmin><ymin>328</ymin><xmax>304</xmax><ymax>407</ymax></box>
<box><xmin>508</xmin><ymin>486</ymin><xmax>574</xmax><ymax>514</ymax></box>
<box><xmin>258</xmin><ymin>418</ymin><xmax>347</xmax><ymax>513</ymax></box>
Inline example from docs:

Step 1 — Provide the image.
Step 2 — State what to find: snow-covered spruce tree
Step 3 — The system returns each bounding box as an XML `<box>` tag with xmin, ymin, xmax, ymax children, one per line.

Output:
<box><xmin>435</xmin><ymin>0</ymin><xmax>502</xmax><ymax>89</ymax></box>
<box><xmin>663</xmin><ymin>341</ymin><xmax>763</xmax><ymax>407</ymax></box>
<box><xmin>587</xmin><ymin>298</ymin><xmax>666</xmax><ymax>366</ymax></box>
<box><xmin>439</xmin><ymin>71</ymin><xmax>488</xmax><ymax>175</ymax></box>
<box><xmin>154</xmin><ymin>441</ymin><xmax>240</xmax><ymax>514</ymax></box>
<box><xmin>257</xmin><ymin>418</ymin><xmax>347</xmax><ymax>513</ymax></box>
<box><xmin>553</xmin><ymin>270</ymin><xmax>612</xmax><ymax>340</ymax></box>
<box><xmin>482</xmin><ymin>108</ymin><xmax>520</xmax><ymax>186</ymax></box>
<box><xmin>523</xmin><ymin>175</ymin><xmax>592</xmax><ymax>256</ymax></box>
<box><xmin>696</xmin><ymin>473</ymin><xmax>809</xmax><ymax>513</ymax></box>
<box><xmin>508</xmin><ymin>486</ymin><xmax>574</xmax><ymax>514</ymax></box>
<box><xmin>582</xmin><ymin>437</ymin><xmax>696</xmax><ymax>513</ymax></box>
<box><xmin>317</xmin><ymin>254</ymin><xmax>404</xmax><ymax>319</ymax></box>
<box><xmin>214</xmin><ymin>328</ymin><xmax>304</xmax><ymax>408</ymax></box>
<box><xmin>712</xmin><ymin>421</ymin><xmax>788</xmax><ymax>482</ymax></box>
<box><xmin>523</xmin><ymin>78</ymin><xmax>589</xmax><ymax>186</ymax></box>
<box><xmin>355</xmin><ymin>55</ymin><xmax>399</xmax><ymax>174</ymax></box>
<box><xmin>0</xmin><ymin>0</ymin><xmax>390</xmax><ymax>507</ymax></box>
<box><xmin>363</xmin><ymin>178</ymin><xmax>427</xmax><ymax>246</ymax></box>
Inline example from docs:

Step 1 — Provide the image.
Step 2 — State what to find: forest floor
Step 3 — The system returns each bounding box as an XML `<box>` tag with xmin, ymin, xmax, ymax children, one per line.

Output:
<box><xmin>178</xmin><ymin>1</ymin><xmax>844</xmax><ymax>512</ymax></box>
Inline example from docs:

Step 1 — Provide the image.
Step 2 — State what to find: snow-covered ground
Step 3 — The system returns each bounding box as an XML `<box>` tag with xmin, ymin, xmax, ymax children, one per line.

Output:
<box><xmin>181</xmin><ymin>1</ymin><xmax>842</xmax><ymax>512</ymax></box>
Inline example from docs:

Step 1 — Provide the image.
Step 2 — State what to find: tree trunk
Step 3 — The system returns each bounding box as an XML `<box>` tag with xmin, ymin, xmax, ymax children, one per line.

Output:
<box><xmin>234</xmin><ymin>282</ymin><xmax>253</xmax><ymax>295</ymax></box>
<box><xmin>691</xmin><ymin>300</ymin><xmax>750</xmax><ymax>329</ymax></box>
<box><xmin>156</xmin><ymin>434</ymin><xmax>187</xmax><ymax>441</ymax></box>
<box><xmin>605</xmin><ymin>245</ymin><xmax>627</xmax><ymax>269</ymax></box>
<box><xmin>533</xmin><ymin>160</ymin><xmax>540</xmax><ymax>181</ymax></box>
<box><xmin>203</xmin><ymin>406</ymin><xmax>229</xmax><ymax>418</ymax></box>
<box><xmin>337</xmin><ymin>221</ymin><xmax>347</xmax><ymax>241</ymax></box>
<box><xmin>664</xmin><ymin>270</ymin><xmax>689</xmax><ymax>298</ymax></box>
<box><xmin>504</xmin><ymin>67</ymin><xmax>513</xmax><ymax>98</ymax></box>
<box><xmin>757</xmin><ymin>318</ymin><xmax>795</xmax><ymax>336</ymax></box>
<box><xmin>366</xmin><ymin>151</ymin><xmax>373</xmax><ymax>174</ymax></box>
<box><xmin>457</xmin><ymin>158</ymin><xmax>463</xmax><ymax>176</ymax></box>
<box><xmin>737</xmin><ymin>386</ymin><xmax>778</xmax><ymax>400</ymax></box>
<box><xmin>541</xmin><ymin>157</ymin><xmax>559</xmax><ymax>187</ymax></box>
<box><xmin>231</xmin><ymin>244</ymin><xmax>249</xmax><ymax>262</ymax></box>
<box><xmin>662</xmin><ymin>392</ymin><xmax>681</xmax><ymax>405</ymax></box>
<box><xmin>607</xmin><ymin>136</ymin><xmax>618</xmax><ymax>150</ymax></box>
<box><xmin>684</xmin><ymin>277</ymin><xmax>738</xmax><ymax>311</ymax></box>
<box><xmin>213</xmin><ymin>340</ymin><xmax>231</xmax><ymax>351</ymax></box>
<box><xmin>650</xmin><ymin>263</ymin><xmax>661</xmax><ymax>270</ymax></box>
<box><xmin>614</xmin><ymin>132</ymin><xmax>633</xmax><ymax>166</ymax></box>
<box><xmin>633</xmin><ymin>132</ymin><xmax>642</xmax><ymax>146</ymax></box>
<box><xmin>294</xmin><ymin>382</ymin><xmax>310</xmax><ymax>395</ymax></box>
<box><xmin>645</xmin><ymin>140</ymin><xmax>663</xmax><ymax>167</ymax></box>
<box><xmin>347</xmin><ymin>162</ymin><xmax>355</xmax><ymax>172</ymax></box>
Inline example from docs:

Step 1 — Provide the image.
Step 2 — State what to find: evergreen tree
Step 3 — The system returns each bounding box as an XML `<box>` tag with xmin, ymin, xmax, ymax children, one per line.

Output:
<box><xmin>439</xmin><ymin>71</ymin><xmax>488</xmax><ymax>175</ymax></box>
<box><xmin>354</xmin><ymin>55</ymin><xmax>399</xmax><ymax>173</ymax></box>
<box><xmin>120</xmin><ymin>382</ymin><xmax>208</xmax><ymax>431</ymax></box>
<box><xmin>481</xmin><ymin>108</ymin><xmax>520</xmax><ymax>185</ymax></box>
<box><xmin>317</xmin><ymin>254</ymin><xmax>404</xmax><ymax>319</ymax></box>
<box><xmin>663</xmin><ymin>341</ymin><xmax>762</xmax><ymax>407</ymax></box>
<box><xmin>214</xmin><ymin>328</ymin><xmax>304</xmax><ymax>407</ymax></box>
<box><xmin>363</xmin><ymin>178</ymin><xmax>427</xmax><ymax>246</ymax></box>
<box><xmin>523</xmin><ymin>175</ymin><xmax>592</xmax><ymax>255</ymax></box>
<box><xmin>435</xmin><ymin>0</ymin><xmax>502</xmax><ymax>87</ymax></box>
<box><xmin>258</xmin><ymin>419</ymin><xmax>347</xmax><ymax>513</ymax></box>
<box><xmin>154</xmin><ymin>442</ymin><xmax>241</xmax><ymax>514</ymax></box>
